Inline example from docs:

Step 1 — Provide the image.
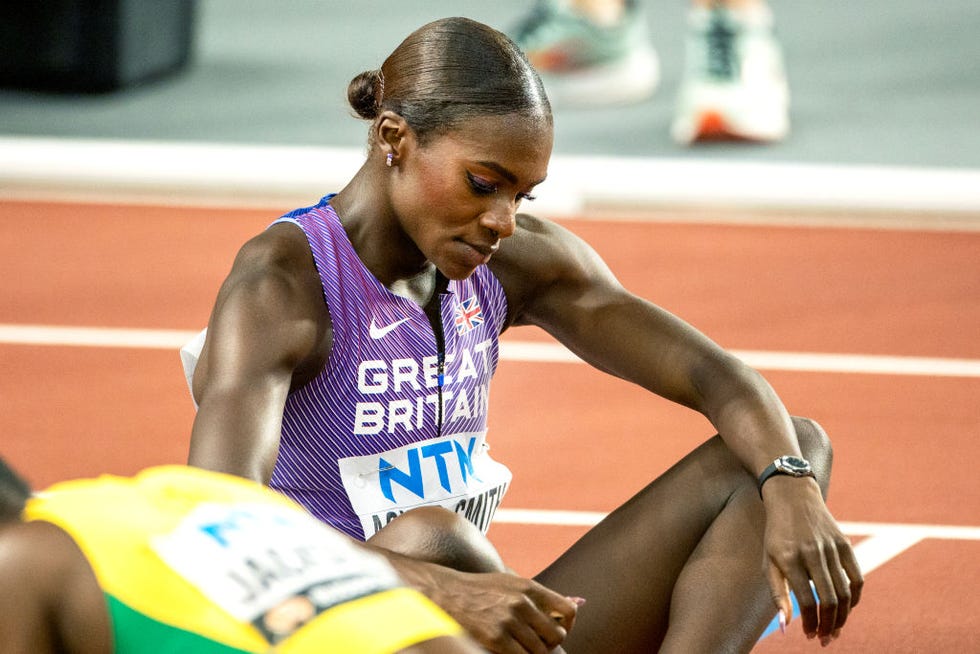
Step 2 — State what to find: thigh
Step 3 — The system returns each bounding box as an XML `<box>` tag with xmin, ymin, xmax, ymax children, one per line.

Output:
<box><xmin>534</xmin><ymin>435</ymin><xmax>755</xmax><ymax>652</ymax></box>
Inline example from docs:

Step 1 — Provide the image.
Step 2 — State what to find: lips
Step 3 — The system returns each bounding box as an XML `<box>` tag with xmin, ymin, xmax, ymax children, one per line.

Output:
<box><xmin>466</xmin><ymin>241</ymin><xmax>497</xmax><ymax>258</ymax></box>
<box><xmin>458</xmin><ymin>239</ymin><xmax>496</xmax><ymax>267</ymax></box>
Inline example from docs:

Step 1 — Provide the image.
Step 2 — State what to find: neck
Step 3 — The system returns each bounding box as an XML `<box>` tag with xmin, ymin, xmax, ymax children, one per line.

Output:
<box><xmin>330</xmin><ymin>169</ymin><xmax>434</xmax><ymax>300</ymax></box>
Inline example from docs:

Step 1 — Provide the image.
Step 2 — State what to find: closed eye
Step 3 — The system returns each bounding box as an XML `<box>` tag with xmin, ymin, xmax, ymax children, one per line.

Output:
<box><xmin>468</xmin><ymin>172</ymin><xmax>537</xmax><ymax>204</ymax></box>
<box><xmin>467</xmin><ymin>172</ymin><xmax>497</xmax><ymax>196</ymax></box>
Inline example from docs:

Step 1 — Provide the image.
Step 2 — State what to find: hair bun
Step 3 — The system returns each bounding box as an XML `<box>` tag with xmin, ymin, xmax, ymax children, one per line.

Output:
<box><xmin>347</xmin><ymin>69</ymin><xmax>383</xmax><ymax>120</ymax></box>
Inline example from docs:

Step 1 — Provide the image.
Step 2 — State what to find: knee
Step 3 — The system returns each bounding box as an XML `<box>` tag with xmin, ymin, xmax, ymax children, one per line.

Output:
<box><xmin>368</xmin><ymin>506</ymin><xmax>507</xmax><ymax>573</ymax></box>
<box><xmin>791</xmin><ymin>416</ymin><xmax>833</xmax><ymax>496</ymax></box>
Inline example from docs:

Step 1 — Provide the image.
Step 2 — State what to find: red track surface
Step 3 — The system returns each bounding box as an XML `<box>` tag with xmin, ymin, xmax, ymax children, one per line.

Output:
<box><xmin>2</xmin><ymin>199</ymin><xmax>978</xmax><ymax>652</ymax></box>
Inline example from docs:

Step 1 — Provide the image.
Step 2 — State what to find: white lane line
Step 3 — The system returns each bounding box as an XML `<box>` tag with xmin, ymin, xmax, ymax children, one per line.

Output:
<box><xmin>0</xmin><ymin>324</ymin><xmax>197</xmax><ymax>349</ymax></box>
<box><xmin>849</xmin><ymin>532</ymin><xmax>925</xmax><ymax>575</ymax></box>
<box><xmin>495</xmin><ymin>509</ymin><xmax>977</xmax><ymax>575</ymax></box>
<box><xmin>495</xmin><ymin>510</ymin><xmax>980</xmax><ymax>541</ymax></box>
<box><xmin>499</xmin><ymin>341</ymin><xmax>980</xmax><ymax>378</ymax></box>
<box><xmin>2</xmin><ymin>324</ymin><xmax>980</xmax><ymax>378</ymax></box>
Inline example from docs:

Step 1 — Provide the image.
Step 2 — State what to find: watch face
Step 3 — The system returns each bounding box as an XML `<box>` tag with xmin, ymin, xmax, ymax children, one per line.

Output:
<box><xmin>776</xmin><ymin>456</ymin><xmax>812</xmax><ymax>475</ymax></box>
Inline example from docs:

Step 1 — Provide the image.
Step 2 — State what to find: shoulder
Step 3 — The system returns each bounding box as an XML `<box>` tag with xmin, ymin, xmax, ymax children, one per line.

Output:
<box><xmin>232</xmin><ymin>220</ymin><xmax>313</xmax><ymax>277</ymax></box>
<box><xmin>0</xmin><ymin>521</ymin><xmax>110</xmax><ymax>654</ymax></box>
<box><xmin>489</xmin><ymin>212</ymin><xmax>618</xmax><ymax>326</ymax></box>
<box><xmin>219</xmin><ymin>221</ymin><xmax>324</xmax><ymax>317</ymax></box>
<box><xmin>0</xmin><ymin>520</ymin><xmax>77</xmax><ymax>574</ymax></box>
<box><xmin>196</xmin><ymin>220</ymin><xmax>331</xmax><ymax>388</ymax></box>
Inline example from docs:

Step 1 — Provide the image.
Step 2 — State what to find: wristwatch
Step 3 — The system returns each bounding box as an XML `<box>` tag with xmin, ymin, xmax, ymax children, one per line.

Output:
<box><xmin>757</xmin><ymin>455</ymin><xmax>816</xmax><ymax>496</ymax></box>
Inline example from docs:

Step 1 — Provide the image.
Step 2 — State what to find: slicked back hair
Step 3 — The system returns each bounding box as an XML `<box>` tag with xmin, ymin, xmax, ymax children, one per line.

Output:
<box><xmin>347</xmin><ymin>16</ymin><xmax>552</xmax><ymax>144</ymax></box>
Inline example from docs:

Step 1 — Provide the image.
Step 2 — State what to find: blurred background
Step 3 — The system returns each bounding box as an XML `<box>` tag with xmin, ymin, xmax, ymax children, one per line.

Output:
<box><xmin>1</xmin><ymin>0</ymin><xmax>978</xmax><ymax>168</ymax></box>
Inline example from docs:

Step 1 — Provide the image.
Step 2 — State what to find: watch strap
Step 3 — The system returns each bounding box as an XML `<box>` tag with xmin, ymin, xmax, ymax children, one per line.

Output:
<box><xmin>757</xmin><ymin>457</ymin><xmax>816</xmax><ymax>497</ymax></box>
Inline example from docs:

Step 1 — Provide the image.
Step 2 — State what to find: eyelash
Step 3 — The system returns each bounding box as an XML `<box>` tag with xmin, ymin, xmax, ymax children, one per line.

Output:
<box><xmin>467</xmin><ymin>173</ymin><xmax>536</xmax><ymax>203</ymax></box>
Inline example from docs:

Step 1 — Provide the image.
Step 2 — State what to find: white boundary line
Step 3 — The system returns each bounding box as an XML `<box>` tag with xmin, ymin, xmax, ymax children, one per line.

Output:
<box><xmin>3</xmin><ymin>136</ymin><xmax>980</xmax><ymax>219</ymax></box>
<box><xmin>2</xmin><ymin>324</ymin><xmax>979</xmax><ymax>378</ymax></box>
<box><xmin>494</xmin><ymin>510</ymin><xmax>980</xmax><ymax>541</ymax></box>
<box><xmin>499</xmin><ymin>341</ymin><xmax>980</xmax><ymax>378</ymax></box>
<box><xmin>494</xmin><ymin>509</ymin><xmax>980</xmax><ymax>576</ymax></box>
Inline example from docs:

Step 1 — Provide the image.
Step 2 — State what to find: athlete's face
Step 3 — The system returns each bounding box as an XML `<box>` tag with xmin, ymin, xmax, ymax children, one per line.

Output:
<box><xmin>392</xmin><ymin>112</ymin><xmax>553</xmax><ymax>280</ymax></box>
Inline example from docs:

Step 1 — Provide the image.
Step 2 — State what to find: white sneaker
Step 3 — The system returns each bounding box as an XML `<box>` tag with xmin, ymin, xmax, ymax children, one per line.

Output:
<box><xmin>671</xmin><ymin>6</ymin><xmax>790</xmax><ymax>144</ymax></box>
<box><xmin>513</xmin><ymin>0</ymin><xmax>660</xmax><ymax>107</ymax></box>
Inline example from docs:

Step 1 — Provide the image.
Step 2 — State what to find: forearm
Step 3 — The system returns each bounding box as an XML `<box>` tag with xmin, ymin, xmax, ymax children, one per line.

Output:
<box><xmin>695</xmin><ymin>353</ymin><xmax>802</xmax><ymax>479</ymax></box>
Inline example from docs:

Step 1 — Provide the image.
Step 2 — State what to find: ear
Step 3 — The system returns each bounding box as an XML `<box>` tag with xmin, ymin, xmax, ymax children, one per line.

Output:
<box><xmin>374</xmin><ymin>110</ymin><xmax>413</xmax><ymax>166</ymax></box>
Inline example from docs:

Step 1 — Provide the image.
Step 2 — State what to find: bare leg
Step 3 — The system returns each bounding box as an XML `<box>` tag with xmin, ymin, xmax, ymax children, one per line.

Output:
<box><xmin>535</xmin><ymin>417</ymin><xmax>832</xmax><ymax>653</ymax></box>
<box><xmin>369</xmin><ymin>505</ymin><xmax>509</xmax><ymax>573</ymax></box>
<box><xmin>368</xmin><ymin>419</ymin><xmax>831</xmax><ymax>653</ymax></box>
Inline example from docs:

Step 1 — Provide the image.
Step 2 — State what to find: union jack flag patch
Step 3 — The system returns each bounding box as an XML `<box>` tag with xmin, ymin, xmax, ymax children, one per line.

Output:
<box><xmin>454</xmin><ymin>297</ymin><xmax>485</xmax><ymax>335</ymax></box>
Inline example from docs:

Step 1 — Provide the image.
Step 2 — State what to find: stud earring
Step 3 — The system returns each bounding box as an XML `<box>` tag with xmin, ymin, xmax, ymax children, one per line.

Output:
<box><xmin>386</xmin><ymin>153</ymin><xmax>393</xmax><ymax>167</ymax></box>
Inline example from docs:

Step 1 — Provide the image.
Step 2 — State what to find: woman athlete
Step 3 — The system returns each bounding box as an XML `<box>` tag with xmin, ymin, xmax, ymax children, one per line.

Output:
<box><xmin>186</xmin><ymin>16</ymin><xmax>862</xmax><ymax>654</ymax></box>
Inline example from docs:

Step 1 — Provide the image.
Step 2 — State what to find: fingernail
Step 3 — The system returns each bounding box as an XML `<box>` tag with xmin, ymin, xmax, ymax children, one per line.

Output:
<box><xmin>778</xmin><ymin>609</ymin><xmax>787</xmax><ymax>634</ymax></box>
<box><xmin>567</xmin><ymin>596</ymin><xmax>587</xmax><ymax>606</ymax></box>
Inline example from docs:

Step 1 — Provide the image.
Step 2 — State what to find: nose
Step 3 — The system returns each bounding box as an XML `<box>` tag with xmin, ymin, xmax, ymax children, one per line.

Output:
<box><xmin>480</xmin><ymin>200</ymin><xmax>517</xmax><ymax>240</ymax></box>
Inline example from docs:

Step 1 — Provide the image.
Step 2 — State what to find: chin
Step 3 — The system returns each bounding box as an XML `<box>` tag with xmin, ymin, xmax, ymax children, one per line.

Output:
<box><xmin>439</xmin><ymin>262</ymin><xmax>479</xmax><ymax>281</ymax></box>
<box><xmin>444</xmin><ymin>268</ymin><xmax>477</xmax><ymax>281</ymax></box>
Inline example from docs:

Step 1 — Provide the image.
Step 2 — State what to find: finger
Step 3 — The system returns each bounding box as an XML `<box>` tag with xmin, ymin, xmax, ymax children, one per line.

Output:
<box><xmin>838</xmin><ymin>540</ymin><xmax>865</xmax><ymax>609</ymax></box>
<box><xmin>765</xmin><ymin>562</ymin><xmax>793</xmax><ymax>627</ymax></box>
<box><xmin>782</xmin><ymin>563</ymin><xmax>820</xmax><ymax>639</ymax></box>
<box><xmin>477</xmin><ymin>626</ymin><xmax>526</xmax><ymax>654</ymax></box>
<box><xmin>508</xmin><ymin>613</ymin><xmax>560</xmax><ymax>654</ymax></box>
<box><xmin>519</xmin><ymin>600</ymin><xmax>568</xmax><ymax>650</ymax></box>
<box><xmin>825</xmin><ymin>547</ymin><xmax>853</xmax><ymax>634</ymax></box>
<box><xmin>799</xmin><ymin>542</ymin><xmax>843</xmax><ymax>642</ymax></box>
<box><xmin>548</xmin><ymin>596</ymin><xmax>584</xmax><ymax>633</ymax></box>
<box><xmin>805</xmin><ymin>552</ymin><xmax>840</xmax><ymax>642</ymax></box>
<box><xmin>527</xmin><ymin>587</ymin><xmax>580</xmax><ymax>635</ymax></box>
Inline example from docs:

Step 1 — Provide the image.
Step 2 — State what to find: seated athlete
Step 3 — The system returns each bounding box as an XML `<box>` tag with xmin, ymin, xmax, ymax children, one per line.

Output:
<box><xmin>185</xmin><ymin>16</ymin><xmax>862</xmax><ymax>653</ymax></box>
<box><xmin>0</xmin><ymin>457</ymin><xmax>483</xmax><ymax>654</ymax></box>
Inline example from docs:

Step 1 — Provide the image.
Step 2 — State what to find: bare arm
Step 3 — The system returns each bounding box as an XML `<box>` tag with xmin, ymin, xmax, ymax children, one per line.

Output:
<box><xmin>0</xmin><ymin>521</ymin><xmax>111</xmax><ymax>654</ymax></box>
<box><xmin>495</xmin><ymin>214</ymin><xmax>799</xmax><ymax>471</ymax></box>
<box><xmin>494</xmin><ymin>215</ymin><xmax>861</xmax><ymax>637</ymax></box>
<box><xmin>188</xmin><ymin>222</ymin><xmax>329</xmax><ymax>483</ymax></box>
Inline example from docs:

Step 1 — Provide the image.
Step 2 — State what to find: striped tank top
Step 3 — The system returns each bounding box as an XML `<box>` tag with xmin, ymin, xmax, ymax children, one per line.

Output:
<box><xmin>270</xmin><ymin>196</ymin><xmax>513</xmax><ymax>540</ymax></box>
<box><xmin>24</xmin><ymin>466</ymin><xmax>463</xmax><ymax>653</ymax></box>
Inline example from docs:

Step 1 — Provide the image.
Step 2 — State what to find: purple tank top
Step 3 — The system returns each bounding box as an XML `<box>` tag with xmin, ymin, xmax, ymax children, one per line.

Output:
<box><xmin>269</xmin><ymin>196</ymin><xmax>513</xmax><ymax>540</ymax></box>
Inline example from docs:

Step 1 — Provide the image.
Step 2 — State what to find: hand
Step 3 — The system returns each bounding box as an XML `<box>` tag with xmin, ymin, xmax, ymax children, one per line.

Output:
<box><xmin>425</xmin><ymin>568</ymin><xmax>580</xmax><ymax>654</ymax></box>
<box><xmin>762</xmin><ymin>476</ymin><xmax>864</xmax><ymax>646</ymax></box>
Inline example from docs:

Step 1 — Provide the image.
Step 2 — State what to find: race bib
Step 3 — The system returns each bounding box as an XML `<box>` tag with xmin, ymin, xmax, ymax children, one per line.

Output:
<box><xmin>151</xmin><ymin>502</ymin><xmax>401</xmax><ymax>642</ymax></box>
<box><xmin>338</xmin><ymin>431</ymin><xmax>512</xmax><ymax>538</ymax></box>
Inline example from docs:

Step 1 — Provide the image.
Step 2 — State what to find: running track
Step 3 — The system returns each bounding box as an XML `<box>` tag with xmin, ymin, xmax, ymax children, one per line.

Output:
<box><xmin>1</xmin><ymin>199</ymin><xmax>978</xmax><ymax>652</ymax></box>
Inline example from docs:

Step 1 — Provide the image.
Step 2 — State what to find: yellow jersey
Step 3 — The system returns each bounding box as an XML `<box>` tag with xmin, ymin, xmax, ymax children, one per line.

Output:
<box><xmin>25</xmin><ymin>465</ymin><xmax>462</xmax><ymax>653</ymax></box>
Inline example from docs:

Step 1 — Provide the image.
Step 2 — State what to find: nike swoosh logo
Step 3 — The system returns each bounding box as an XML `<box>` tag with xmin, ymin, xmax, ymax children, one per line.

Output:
<box><xmin>369</xmin><ymin>317</ymin><xmax>411</xmax><ymax>339</ymax></box>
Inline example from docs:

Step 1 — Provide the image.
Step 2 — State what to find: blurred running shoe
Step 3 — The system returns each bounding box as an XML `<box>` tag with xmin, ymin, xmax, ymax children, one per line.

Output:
<box><xmin>513</xmin><ymin>0</ymin><xmax>659</xmax><ymax>107</ymax></box>
<box><xmin>671</xmin><ymin>6</ymin><xmax>790</xmax><ymax>144</ymax></box>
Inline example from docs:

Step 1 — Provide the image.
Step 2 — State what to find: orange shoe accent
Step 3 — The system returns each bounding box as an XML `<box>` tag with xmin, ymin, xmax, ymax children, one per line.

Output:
<box><xmin>692</xmin><ymin>110</ymin><xmax>760</xmax><ymax>143</ymax></box>
<box><xmin>695</xmin><ymin>110</ymin><xmax>732</xmax><ymax>140</ymax></box>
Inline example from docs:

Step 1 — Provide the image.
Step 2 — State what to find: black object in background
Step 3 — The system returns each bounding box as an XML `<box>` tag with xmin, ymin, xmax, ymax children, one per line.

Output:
<box><xmin>0</xmin><ymin>0</ymin><xmax>196</xmax><ymax>93</ymax></box>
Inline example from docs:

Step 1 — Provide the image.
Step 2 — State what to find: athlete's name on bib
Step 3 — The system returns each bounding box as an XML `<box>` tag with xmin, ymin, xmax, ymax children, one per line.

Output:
<box><xmin>370</xmin><ymin>481</ymin><xmax>509</xmax><ymax>536</ymax></box>
<box><xmin>151</xmin><ymin>503</ymin><xmax>399</xmax><ymax>621</ymax></box>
